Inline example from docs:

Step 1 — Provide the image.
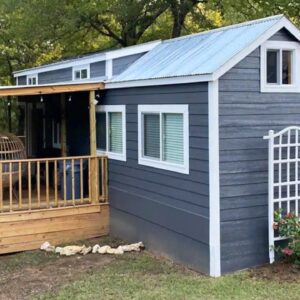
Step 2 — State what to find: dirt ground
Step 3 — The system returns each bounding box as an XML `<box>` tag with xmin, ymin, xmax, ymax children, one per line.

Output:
<box><xmin>248</xmin><ymin>261</ymin><xmax>300</xmax><ymax>283</ymax></box>
<box><xmin>0</xmin><ymin>238</ymin><xmax>119</xmax><ymax>300</ymax></box>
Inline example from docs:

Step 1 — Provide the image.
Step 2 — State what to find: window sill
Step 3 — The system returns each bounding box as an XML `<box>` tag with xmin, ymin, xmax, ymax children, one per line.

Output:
<box><xmin>97</xmin><ymin>150</ymin><xmax>126</xmax><ymax>162</ymax></box>
<box><xmin>261</xmin><ymin>84</ymin><xmax>300</xmax><ymax>93</ymax></box>
<box><xmin>138</xmin><ymin>157</ymin><xmax>189</xmax><ymax>174</ymax></box>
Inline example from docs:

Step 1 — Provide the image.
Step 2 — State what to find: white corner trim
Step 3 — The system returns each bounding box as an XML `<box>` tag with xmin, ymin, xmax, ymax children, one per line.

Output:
<box><xmin>214</xmin><ymin>17</ymin><xmax>300</xmax><ymax>81</ymax></box>
<box><xmin>96</xmin><ymin>105</ymin><xmax>127</xmax><ymax>162</ymax></box>
<box><xmin>137</xmin><ymin>104</ymin><xmax>189</xmax><ymax>175</ymax></box>
<box><xmin>106</xmin><ymin>59</ymin><xmax>113</xmax><ymax>79</ymax></box>
<box><xmin>260</xmin><ymin>41</ymin><xmax>300</xmax><ymax>93</ymax></box>
<box><xmin>208</xmin><ymin>80</ymin><xmax>221</xmax><ymax>277</ymax></box>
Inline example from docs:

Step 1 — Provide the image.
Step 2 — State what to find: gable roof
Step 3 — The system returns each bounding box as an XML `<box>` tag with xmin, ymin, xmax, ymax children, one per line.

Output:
<box><xmin>108</xmin><ymin>15</ymin><xmax>300</xmax><ymax>87</ymax></box>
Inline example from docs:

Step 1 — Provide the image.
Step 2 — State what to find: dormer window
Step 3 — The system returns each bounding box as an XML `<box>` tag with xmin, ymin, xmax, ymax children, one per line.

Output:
<box><xmin>27</xmin><ymin>75</ymin><xmax>38</xmax><ymax>85</ymax></box>
<box><xmin>73</xmin><ymin>65</ymin><xmax>89</xmax><ymax>80</ymax></box>
<box><xmin>261</xmin><ymin>41</ymin><xmax>300</xmax><ymax>93</ymax></box>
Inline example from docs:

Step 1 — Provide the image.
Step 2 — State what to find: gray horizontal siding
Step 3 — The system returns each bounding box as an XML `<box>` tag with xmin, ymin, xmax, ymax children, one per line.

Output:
<box><xmin>111</xmin><ymin>207</ymin><xmax>210</xmax><ymax>273</ymax></box>
<box><xmin>90</xmin><ymin>61</ymin><xmax>105</xmax><ymax>78</ymax></box>
<box><xmin>112</xmin><ymin>53</ymin><xmax>145</xmax><ymax>75</ymax></box>
<box><xmin>268</xmin><ymin>28</ymin><xmax>297</xmax><ymax>41</ymax></box>
<box><xmin>17</xmin><ymin>76</ymin><xmax>26</xmax><ymax>85</ymax></box>
<box><xmin>103</xmin><ymin>83</ymin><xmax>210</xmax><ymax>274</ymax></box>
<box><xmin>219</xmin><ymin>29</ymin><xmax>300</xmax><ymax>274</ymax></box>
<box><xmin>38</xmin><ymin>67</ymin><xmax>72</xmax><ymax>84</ymax></box>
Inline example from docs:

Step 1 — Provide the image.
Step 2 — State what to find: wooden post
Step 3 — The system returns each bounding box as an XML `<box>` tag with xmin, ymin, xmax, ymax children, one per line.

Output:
<box><xmin>89</xmin><ymin>90</ymin><xmax>98</xmax><ymax>204</ymax></box>
<box><xmin>89</xmin><ymin>91</ymin><xmax>97</xmax><ymax>156</ymax></box>
<box><xmin>60</xmin><ymin>93</ymin><xmax>67</xmax><ymax>157</ymax></box>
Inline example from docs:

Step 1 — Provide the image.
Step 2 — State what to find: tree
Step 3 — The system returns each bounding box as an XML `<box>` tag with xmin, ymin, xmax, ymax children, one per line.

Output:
<box><xmin>74</xmin><ymin>0</ymin><xmax>169</xmax><ymax>47</ymax></box>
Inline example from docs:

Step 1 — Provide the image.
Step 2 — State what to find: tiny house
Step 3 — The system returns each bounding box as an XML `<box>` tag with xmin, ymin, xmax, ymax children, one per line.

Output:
<box><xmin>1</xmin><ymin>15</ymin><xmax>300</xmax><ymax>276</ymax></box>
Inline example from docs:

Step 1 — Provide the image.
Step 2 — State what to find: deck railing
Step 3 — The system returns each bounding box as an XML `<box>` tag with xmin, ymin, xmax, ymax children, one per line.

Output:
<box><xmin>0</xmin><ymin>155</ymin><xmax>108</xmax><ymax>213</ymax></box>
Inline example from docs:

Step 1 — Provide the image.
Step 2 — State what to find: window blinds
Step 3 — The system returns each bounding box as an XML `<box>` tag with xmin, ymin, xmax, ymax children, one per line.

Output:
<box><xmin>163</xmin><ymin>113</ymin><xmax>184</xmax><ymax>164</ymax></box>
<box><xmin>109</xmin><ymin>112</ymin><xmax>123</xmax><ymax>153</ymax></box>
<box><xmin>143</xmin><ymin>114</ymin><xmax>160</xmax><ymax>159</ymax></box>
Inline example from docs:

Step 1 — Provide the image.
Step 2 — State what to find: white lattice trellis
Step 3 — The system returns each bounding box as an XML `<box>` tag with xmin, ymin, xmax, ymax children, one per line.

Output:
<box><xmin>264</xmin><ymin>126</ymin><xmax>300</xmax><ymax>263</ymax></box>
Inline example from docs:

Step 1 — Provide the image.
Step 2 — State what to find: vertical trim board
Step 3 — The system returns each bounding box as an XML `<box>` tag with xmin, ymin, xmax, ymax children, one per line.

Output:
<box><xmin>208</xmin><ymin>80</ymin><xmax>221</xmax><ymax>277</ymax></box>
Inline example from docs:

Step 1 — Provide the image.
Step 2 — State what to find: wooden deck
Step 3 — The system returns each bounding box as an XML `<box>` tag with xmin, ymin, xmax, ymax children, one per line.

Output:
<box><xmin>0</xmin><ymin>155</ymin><xmax>109</xmax><ymax>255</ymax></box>
<box><xmin>0</xmin><ymin>204</ymin><xmax>109</xmax><ymax>254</ymax></box>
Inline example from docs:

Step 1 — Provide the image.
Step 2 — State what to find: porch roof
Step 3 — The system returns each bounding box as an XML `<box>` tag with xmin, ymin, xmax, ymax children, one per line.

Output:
<box><xmin>0</xmin><ymin>81</ymin><xmax>104</xmax><ymax>97</ymax></box>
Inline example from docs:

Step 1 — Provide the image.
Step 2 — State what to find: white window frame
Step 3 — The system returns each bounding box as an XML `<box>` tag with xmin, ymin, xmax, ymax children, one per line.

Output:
<box><xmin>96</xmin><ymin>105</ymin><xmax>126</xmax><ymax>161</ymax></box>
<box><xmin>261</xmin><ymin>41</ymin><xmax>300</xmax><ymax>93</ymax></box>
<box><xmin>27</xmin><ymin>74</ymin><xmax>38</xmax><ymax>85</ymax></box>
<box><xmin>138</xmin><ymin>104</ymin><xmax>189</xmax><ymax>174</ymax></box>
<box><xmin>52</xmin><ymin>119</ymin><xmax>61</xmax><ymax>149</ymax></box>
<box><xmin>72</xmin><ymin>64</ymin><xmax>90</xmax><ymax>81</ymax></box>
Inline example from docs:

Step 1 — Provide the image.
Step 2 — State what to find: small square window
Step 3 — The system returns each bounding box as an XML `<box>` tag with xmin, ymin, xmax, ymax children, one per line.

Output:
<box><xmin>27</xmin><ymin>75</ymin><xmax>38</xmax><ymax>85</ymax></box>
<box><xmin>261</xmin><ymin>41</ymin><xmax>299</xmax><ymax>93</ymax></box>
<box><xmin>81</xmin><ymin>69</ymin><xmax>88</xmax><ymax>79</ymax></box>
<box><xmin>73</xmin><ymin>65</ymin><xmax>89</xmax><ymax>80</ymax></box>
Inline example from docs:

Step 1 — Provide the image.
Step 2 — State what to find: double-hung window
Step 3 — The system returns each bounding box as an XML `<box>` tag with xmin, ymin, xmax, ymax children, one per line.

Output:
<box><xmin>138</xmin><ymin>105</ymin><xmax>189</xmax><ymax>174</ymax></box>
<box><xmin>261</xmin><ymin>41</ymin><xmax>300</xmax><ymax>92</ymax></box>
<box><xmin>96</xmin><ymin>105</ymin><xmax>126</xmax><ymax>161</ymax></box>
<box><xmin>73</xmin><ymin>65</ymin><xmax>89</xmax><ymax>80</ymax></box>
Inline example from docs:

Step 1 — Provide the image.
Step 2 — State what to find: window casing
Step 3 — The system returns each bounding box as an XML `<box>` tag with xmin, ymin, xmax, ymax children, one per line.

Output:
<box><xmin>261</xmin><ymin>41</ymin><xmax>300</xmax><ymax>93</ymax></box>
<box><xmin>96</xmin><ymin>105</ymin><xmax>126</xmax><ymax>161</ymax></box>
<box><xmin>73</xmin><ymin>65</ymin><xmax>90</xmax><ymax>80</ymax></box>
<box><xmin>138</xmin><ymin>105</ymin><xmax>189</xmax><ymax>174</ymax></box>
<box><xmin>27</xmin><ymin>75</ymin><xmax>38</xmax><ymax>85</ymax></box>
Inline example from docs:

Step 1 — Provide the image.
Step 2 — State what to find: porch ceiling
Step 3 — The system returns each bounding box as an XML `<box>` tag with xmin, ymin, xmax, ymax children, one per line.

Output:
<box><xmin>0</xmin><ymin>81</ymin><xmax>104</xmax><ymax>96</ymax></box>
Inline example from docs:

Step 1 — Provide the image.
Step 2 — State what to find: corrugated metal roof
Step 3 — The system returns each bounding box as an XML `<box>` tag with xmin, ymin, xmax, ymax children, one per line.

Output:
<box><xmin>112</xmin><ymin>15</ymin><xmax>285</xmax><ymax>82</ymax></box>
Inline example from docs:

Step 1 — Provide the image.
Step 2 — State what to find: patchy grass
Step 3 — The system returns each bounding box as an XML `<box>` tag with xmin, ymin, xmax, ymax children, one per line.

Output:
<box><xmin>0</xmin><ymin>237</ymin><xmax>299</xmax><ymax>300</ymax></box>
<box><xmin>37</xmin><ymin>252</ymin><xmax>300</xmax><ymax>300</ymax></box>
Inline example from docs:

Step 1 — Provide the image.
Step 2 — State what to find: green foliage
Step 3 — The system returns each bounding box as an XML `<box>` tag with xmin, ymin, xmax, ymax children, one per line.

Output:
<box><xmin>274</xmin><ymin>210</ymin><xmax>300</xmax><ymax>264</ymax></box>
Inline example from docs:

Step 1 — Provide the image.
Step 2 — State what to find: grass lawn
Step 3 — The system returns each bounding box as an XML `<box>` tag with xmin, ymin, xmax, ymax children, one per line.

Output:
<box><xmin>0</xmin><ymin>237</ymin><xmax>299</xmax><ymax>300</ymax></box>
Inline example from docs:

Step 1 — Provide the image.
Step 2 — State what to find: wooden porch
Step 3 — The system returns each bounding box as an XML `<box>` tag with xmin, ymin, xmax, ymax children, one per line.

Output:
<box><xmin>0</xmin><ymin>155</ymin><xmax>109</xmax><ymax>254</ymax></box>
<box><xmin>0</xmin><ymin>83</ymin><xmax>110</xmax><ymax>255</ymax></box>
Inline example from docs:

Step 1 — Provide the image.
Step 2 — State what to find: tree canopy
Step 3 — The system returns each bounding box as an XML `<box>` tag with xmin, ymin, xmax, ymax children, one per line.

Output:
<box><xmin>0</xmin><ymin>0</ymin><xmax>299</xmax><ymax>85</ymax></box>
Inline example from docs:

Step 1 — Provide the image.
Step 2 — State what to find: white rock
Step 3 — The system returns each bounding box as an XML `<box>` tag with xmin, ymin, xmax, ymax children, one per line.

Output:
<box><xmin>92</xmin><ymin>244</ymin><xmax>101</xmax><ymax>254</ymax></box>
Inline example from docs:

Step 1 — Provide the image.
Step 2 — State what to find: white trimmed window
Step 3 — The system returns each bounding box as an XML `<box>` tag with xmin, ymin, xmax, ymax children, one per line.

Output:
<box><xmin>73</xmin><ymin>65</ymin><xmax>90</xmax><ymax>80</ymax></box>
<box><xmin>96</xmin><ymin>105</ymin><xmax>126</xmax><ymax>161</ymax></box>
<box><xmin>261</xmin><ymin>41</ymin><xmax>300</xmax><ymax>93</ymax></box>
<box><xmin>27</xmin><ymin>75</ymin><xmax>38</xmax><ymax>85</ymax></box>
<box><xmin>138</xmin><ymin>105</ymin><xmax>189</xmax><ymax>174</ymax></box>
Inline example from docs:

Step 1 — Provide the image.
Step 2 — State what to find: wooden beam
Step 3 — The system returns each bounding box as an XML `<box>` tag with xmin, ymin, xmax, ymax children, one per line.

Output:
<box><xmin>0</xmin><ymin>82</ymin><xmax>104</xmax><ymax>97</ymax></box>
<box><xmin>89</xmin><ymin>90</ymin><xmax>97</xmax><ymax>156</ymax></box>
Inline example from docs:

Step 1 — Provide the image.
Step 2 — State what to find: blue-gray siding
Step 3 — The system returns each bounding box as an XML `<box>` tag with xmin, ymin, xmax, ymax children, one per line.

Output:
<box><xmin>17</xmin><ymin>76</ymin><xmax>27</xmax><ymax>85</ymax></box>
<box><xmin>112</xmin><ymin>53</ymin><xmax>145</xmax><ymax>76</ymax></box>
<box><xmin>268</xmin><ymin>28</ymin><xmax>297</xmax><ymax>42</ymax></box>
<box><xmin>90</xmin><ymin>61</ymin><xmax>105</xmax><ymax>78</ymax></box>
<box><xmin>103</xmin><ymin>83</ymin><xmax>210</xmax><ymax>273</ymax></box>
<box><xmin>219</xmin><ymin>30</ymin><xmax>300</xmax><ymax>273</ymax></box>
<box><xmin>38</xmin><ymin>67</ymin><xmax>72</xmax><ymax>84</ymax></box>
